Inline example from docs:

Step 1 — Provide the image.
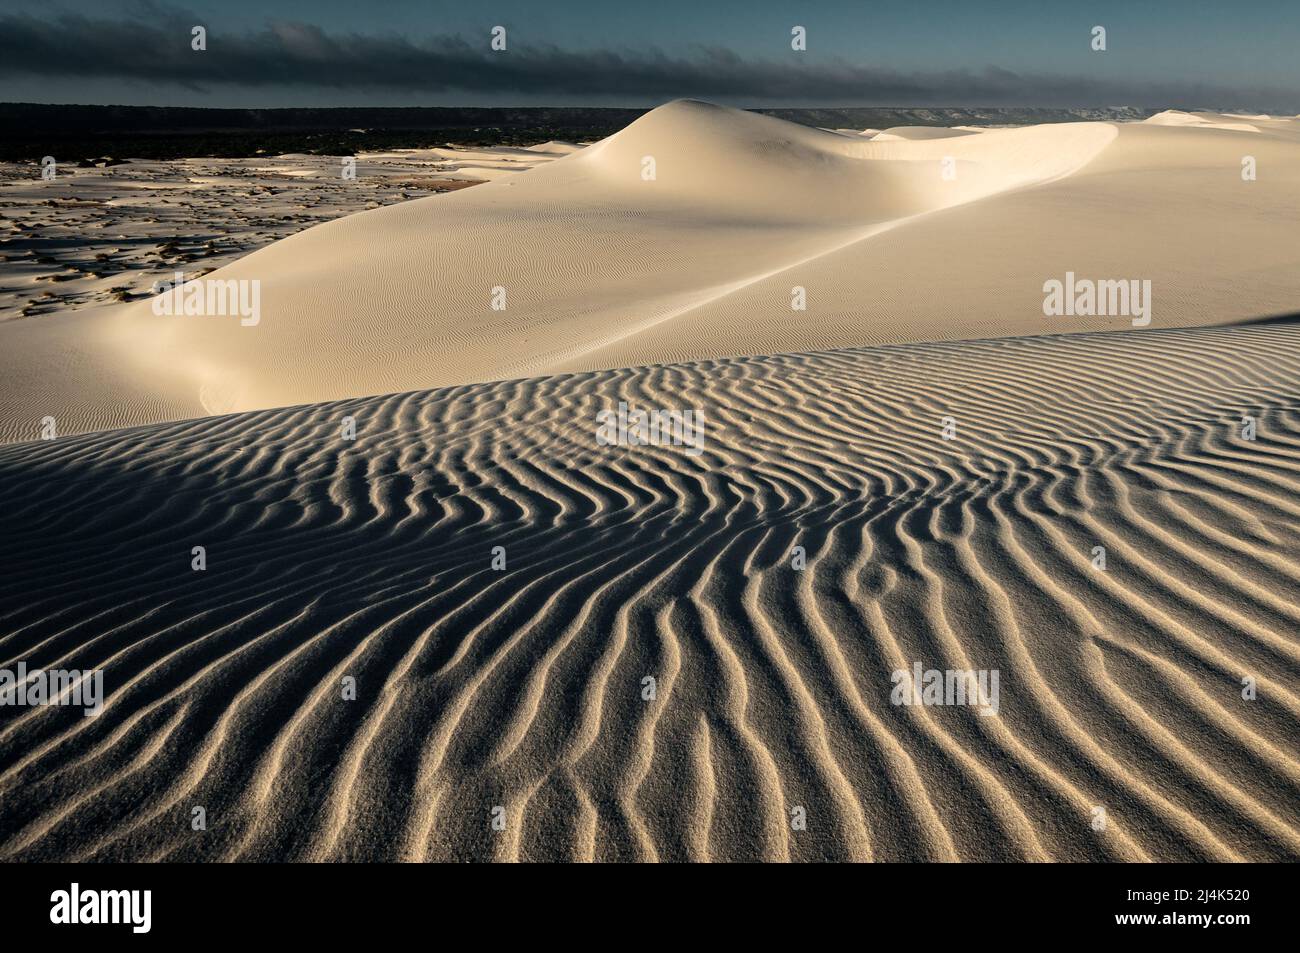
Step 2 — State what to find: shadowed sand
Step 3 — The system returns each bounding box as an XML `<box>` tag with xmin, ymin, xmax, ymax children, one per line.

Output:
<box><xmin>2</xmin><ymin>325</ymin><xmax>1299</xmax><ymax>861</ymax></box>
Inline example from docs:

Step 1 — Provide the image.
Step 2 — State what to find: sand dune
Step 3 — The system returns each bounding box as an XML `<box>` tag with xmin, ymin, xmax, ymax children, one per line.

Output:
<box><xmin>2</xmin><ymin>101</ymin><xmax>1298</xmax><ymax>863</ymax></box>
<box><xmin>1144</xmin><ymin>109</ymin><xmax>1265</xmax><ymax>133</ymax></box>
<box><xmin>4</xmin><ymin>102</ymin><xmax>1299</xmax><ymax>442</ymax></box>
<box><xmin>2</xmin><ymin>323</ymin><xmax>1298</xmax><ymax>861</ymax></box>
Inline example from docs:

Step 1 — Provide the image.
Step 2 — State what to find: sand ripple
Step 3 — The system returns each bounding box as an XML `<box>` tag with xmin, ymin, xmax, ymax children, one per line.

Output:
<box><xmin>2</xmin><ymin>324</ymin><xmax>1299</xmax><ymax>861</ymax></box>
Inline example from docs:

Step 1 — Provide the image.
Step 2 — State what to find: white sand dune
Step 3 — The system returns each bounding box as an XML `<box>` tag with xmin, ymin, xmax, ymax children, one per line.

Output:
<box><xmin>1144</xmin><ymin>109</ymin><xmax>1264</xmax><ymax>133</ymax></box>
<box><xmin>3</xmin><ymin>100</ymin><xmax>1299</xmax><ymax>864</ymax></box>
<box><xmin>525</xmin><ymin>141</ymin><xmax>583</xmax><ymax>155</ymax></box>
<box><xmin>5</xmin><ymin>101</ymin><xmax>1299</xmax><ymax>443</ymax></box>
<box><xmin>2</xmin><ymin>324</ymin><xmax>1298</xmax><ymax>861</ymax></box>
<box><xmin>1145</xmin><ymin>109</ymin><xmax>1300</xmax><ymax>141</ymax></box>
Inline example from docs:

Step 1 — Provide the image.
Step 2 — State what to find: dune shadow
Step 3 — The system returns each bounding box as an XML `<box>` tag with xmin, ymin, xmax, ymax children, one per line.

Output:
<box><xmin>1218</xmin><ymin>309</ymin><xmax>1300</xmax><ymax>328</ymax></box>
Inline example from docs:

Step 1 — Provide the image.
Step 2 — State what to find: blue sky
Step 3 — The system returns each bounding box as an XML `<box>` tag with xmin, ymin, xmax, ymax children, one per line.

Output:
<box><xmin>2</xmin><ymin>0</ymin><xmax>1296</xmax><ymax>109</ymax></box>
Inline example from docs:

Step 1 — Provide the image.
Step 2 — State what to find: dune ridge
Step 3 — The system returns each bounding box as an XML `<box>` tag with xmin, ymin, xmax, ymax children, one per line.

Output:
<box><xmin>2</xmin><ymin>323</ymin><xmax>1299</xmax><ymax>861</ymax></box>
<box><xmin>5</xmin><ymin>102</ymin><xmax>1300</xmax><ymax>443</ymax></box>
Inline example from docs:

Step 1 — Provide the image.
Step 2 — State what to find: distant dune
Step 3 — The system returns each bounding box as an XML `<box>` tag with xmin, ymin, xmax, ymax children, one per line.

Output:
<box><xmin>4</xmin><ymin>102</ymin><xmax>1299</xmax><ymax>442</ymax></box>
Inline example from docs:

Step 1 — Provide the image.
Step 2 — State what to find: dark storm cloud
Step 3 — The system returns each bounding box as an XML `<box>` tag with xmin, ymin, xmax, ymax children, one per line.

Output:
<box><xmin>0</xmin><ymin>5</ymin><xmax>1293</xmax><ymax>108</ymax></box>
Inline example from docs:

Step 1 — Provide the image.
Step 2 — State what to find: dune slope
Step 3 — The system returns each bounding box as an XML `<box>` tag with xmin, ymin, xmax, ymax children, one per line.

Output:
<box><xmin>5</xmin><ymin>103</ymin><xmax>1299</xmax><ymax>442</ymax></box>
<box><xmin>2</xmin><ymin>323</ymin><xmax>1299</xmax><ymax>861</ymax></box>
